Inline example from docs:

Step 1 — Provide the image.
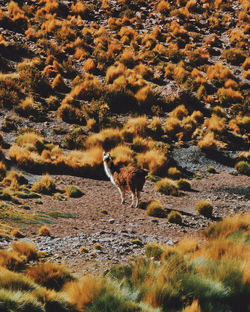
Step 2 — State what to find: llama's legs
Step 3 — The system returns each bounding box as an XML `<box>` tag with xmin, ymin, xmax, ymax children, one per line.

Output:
<box><xmin>135</xmin><ymin>190</ymin><xmax>140</xmax><ymax>208</ymax></box>
<box><xmin>130</xmin><ymin>192</ymin><xmax>135</xmax><ymax>207</ymax></box>
<box><xmin>117</xmin><ymin>187</ymin><xmax>125</xmax><ymax>204</ymax></box>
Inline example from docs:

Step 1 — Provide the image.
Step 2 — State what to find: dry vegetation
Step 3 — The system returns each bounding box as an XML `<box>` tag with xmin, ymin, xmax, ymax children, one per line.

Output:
<box><xmin>0</xmin><ymin>0</ymin><xmax>249</xmax><ymax>311</ymax></box>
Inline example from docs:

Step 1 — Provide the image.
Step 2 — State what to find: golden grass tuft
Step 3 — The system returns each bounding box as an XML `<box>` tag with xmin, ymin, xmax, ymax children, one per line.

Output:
<box><xmin>26</xmin><ymin>262</ymin><xmax>74</xmax><ymax>291</ymax></box>
<box><xmin>106</xmin><ymin>62</ymin><xmax>126</xmax><ymax>84</ymax></box>
<box><xmin>167</xmin><ymin>210</ymin><xmax>182</xmax><ymax>224</ymax></box>
<box><xmin>38</xmin><ymin>225</ymin><xmax>51</xmax><ymax>236</ymax></box>
<box><xmin>109</xmin><ymin>144</ymin><xmax>133</xmax><ymax>166</ymax></box>
<box><xmin>83</xmin><ymin>58</ymin><xmax>95</xmax><ymax>73</ymax></box>
<box><xmin>182</xmin><ymin>300</ymin><xmax>201</xmax><ymax>312</ymax></box>
<box><xmin>65</xmin><ymin>276</ymin><xmax>107</xmax><ymax>311</ymax></box>
<box><xmin>146</xmin><ymin>199</ymin><xmax>165</xmax><ymax>218</ymax></box>
<box><xmin>0</xmin><ymin>249</ymin><xmax>26</xmax><ymax>271</ymax></box>
<box><xmin>136</xmin><ymin>149</ymin><xmax>168</xmax><ymax>176</ymax></box>
<box><xmin>11</xmin><ymin>241</ymin><xmax>38</xmax><ymax>261</ymax></box>
<box><xmin>31</xmin><ymin>174</ymin><xmax>56</xmax><ymax>195</ymax></box>
<box><xmin>123</xmin><ymin>116</ymin><xmax>148</xmax><ymax>138</ymax></box>
<box><xmin>10</xmin><ymin>228</ymin><xmax>24</xmax><ymax>238</ymax></box>
<box><xmin>155</xmin><ymin>178</ymin><xmax>179</xmax><ymax>196</ymax></box>
<box><xmin>85</xmin><ymin>128</ymin><xmax>122</xmax><ymax>150</ymax></box>
<box><xmin>196</xmin><ymin>200</ymin><xmax>213</xmax><ymax>217</ymax></box>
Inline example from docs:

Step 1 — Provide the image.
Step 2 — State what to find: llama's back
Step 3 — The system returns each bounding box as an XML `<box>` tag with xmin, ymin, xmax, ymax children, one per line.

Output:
<box><xmin>117</xmin><ymin>166</ymin><xmax>147</xmax><ymax>191</ymax></box>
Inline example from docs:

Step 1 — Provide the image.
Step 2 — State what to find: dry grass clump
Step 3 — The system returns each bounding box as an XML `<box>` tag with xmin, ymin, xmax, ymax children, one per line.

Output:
<box><xmin>109</xmin><ymin>145</ymin><xmax>133</xmax><ymax>166</ymax></box>
<box><xmin>167</xmin><ymin>210</ymin><xmax>182</xmax><ymax>224</ymax></box>
<box><xmin>198</xmin><ymin>132</ymin><xmax>227</xmax><ymax>152</ymax></box>
<box><xmin>145</xmin><ymin>242</ymin><xmax>165</xmax><ymax>260</ymax></box>
<box><xmin>176</xmin><ymin>178</ymin><xmax>191</xmax><ymax>191</ymax></box>
<box><xmin>196</xmin><ymin>200</ymin><xmax>213</xmax><ymax>217</ymax></box>
<box><xmin>155</xmin><ymin>178</ymin><xmax>179</xmax><ymax>196</ymax></box>
<box><xmin>16</xmin><ymin>132</ymin><xmax>46</xmax><ymax>153</ymax></box>
<box><xmin>146</xmin><ymin>199</ymin><xmax>165</xmax><ymax>218</ymax></box>
<box><xmin>38</xmin><ymin>225</ymin><xmax>51</xmax><ymax>236</ymax></box>
<box><xmin>234</xmin><ymin>161</ymin><xmax>250</xmax><ymax>176</ymax></box>
<box><xmin>10</xmin><ymin>228</ymin><xmax>24</xmax><ymax>238</ymax></box>
<box><xmin>122</xmin><ymin>116</ymin><xmax>148</xmax><ymax>138</ymax></box>
<box><xmin>167</xmin><ymin>167</ymin><xmax>181</xmax><ymax>180</ymax></box>
<box><xmin>1</xmin><ymin>170</ymin><xmax>27</xmax><ymax>188</ymax></box>
<box><xmin>31</xmin><ymin>174</ymin><xmax>56</xmax><ymax>195</ymax></box>
<box><xmin>136</xmin><ymin>149</ymin><xmax>168</xmax><ymax>176</ymax></box>
<box><xmin>57</xmin><ymin>103</ymin><xmax>84</xmax><ymax>124</ymax></box>
<box><xmin>0</xmin><ymin>249</ymin><xmax>26</xmax><ymax>271</ymax></box>
<box><xmin>26</xmin><ymin>262</ymin><xmax>74</xmax><ymax>291</ymax></box>
<box><xmin>11</xmin><ymin>241</ymin><xmax>38</xmax><ymax>261</ymax></box>
<box><xmin>64</xmin><ymin>185</ymin><xmax>83</xmax><ymax>198</ymax></box>
<box><xmin>85</xmin><ymin>128</ymin><xmax>122</xmax><ymax>150</ymax></box>
<box><xmin>0</xmin><ymin>160</ymin><xmax>6</xmax><ymax>179</ymax></box>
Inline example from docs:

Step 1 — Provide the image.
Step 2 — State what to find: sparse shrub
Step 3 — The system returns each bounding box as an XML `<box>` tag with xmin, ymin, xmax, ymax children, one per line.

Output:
<box><xmin>146</xmin><ymin>199</ymin><xmax>165</xmax><ymax>218</ymax></box>
<box><xmin>222</xmin><ymin>48</ymin><xmax>246</xmax><ymax>65</ymax></box>
<box><xmin>136</xmin><ymin>149</ymin><xmax>168</xmax><ymax>176</ymax></box>
<box><xmin>198</xmin><ymin>132</ymin><xmax>227</xmax><ymax>152</ymax></box>
<box><xmin>10</xmin><ymin>228</ymin><xmax>24</xmax><ymax>238</ymax></box>
<box><xmin>83</xmin><ymin>58</ymin><xmax>95</xmax><ymax>73</ymax></box>
<box><xmin>85</xmin><ymin>128</ymin><xmax>122</xmax><ymax>150</ymax></box>
<box><xmin>196</xmin><ymin>200</ymin><xmax>213</xmax><ymax>217</ymax></box>
<box><xmin>155</xmin><ymin>178</ymin><xmax>179</xmax><ymax>196</ymax></box>
<box><xmin>0</xmin><ymin>250</ymin><xmax>26</xmax><ymax>271</ymax></box>
<box><xmin>11</xmin><ymin>241</ymin><xmax>38</xmax><ymax>261</ymax></box>
<box><xmin>177</xmin><ymin>178</ymin><xmax>191</xmax><ymax>191</ymax></box>
<box><xmin>207</xmin><ymin>166</ymin><xmax>216</xmax><ymax>173</ymax></box>
<box><xmin>31</xmin><ymin>174</ymin><xmax>56</xmax><ymax>195</ymax></box>
<box><xmin>167</xmin><ymin>210</ymin><xmax>182</xmax><ymax>224</ymax></box>
<box><xmin>168</xmin><ymin>167</ymin><xmax>181</xmax><ymax>180</ymax></box>
<box><xmin>182</xmin><ymin>300</ymin><xmax>201</xmax><ymax>312</ymax></box>
<box><xmin>57</xmin><ymin>103</ymin><xmax>85</xmax><ymax>124</ymax></box>
<box><xmin>65</xmin><ymin>185</ymin><xmax>83</xmax><ymax>198</ymax></box>
<box><xmin>235</xmin><ymin>161</ymin><xmax>250</xmax><ymax>176</ymax></box>
<box><xmin>145</xmin><ymin>243</ymin><xmax>164</xmax><ymax>260</ymax></box>
<box><xmin>80</xmin><ymin>246</ymin><xmax>89</xmax><ymax>253</ymax></box>
<box><xmin>52</xmin><ymin>74</ymin><xmax>68</xmax><ymax>92</ymax></box>
<box><xmin>110</xmin><ymin>145</ymin><xmax>133</xmax><ymax>166</ymax></box>
<box><xmin>93</xmin><ymin>243</ymin><xmax>102</xmax><ymax>250</ymax></box>
<box><xmin>38</xmin><ymin>225</ymin><xmax>51</xmax><ymax>236</ymax></box>
<box><xmin>0</xmin><ymin>77</ymin><xmax>21</xmax><ymax>109</ymax></box>
<box><xmin>123</xmin><ymin>116</ymin><xmax>148</xmax><ymax>138</ymax></box>
<box><xmin>26</xmin><ymin>262</ymin><xmax>74</xmax><ymax>291</ymax></box>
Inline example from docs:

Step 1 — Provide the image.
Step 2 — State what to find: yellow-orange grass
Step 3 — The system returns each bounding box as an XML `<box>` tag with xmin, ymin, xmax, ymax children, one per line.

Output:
<box><xmin>16</xmin><ymin>132</ymin><xmax>44</xmax><ymax>149</ymax></box>
<box><xmin>135</xmin><ymin>85</ymin><xmax>154</xmax><ymax>106</ymax></box>
<box><xmin>84</xmin><ymin>128</ymin><xmax>122</xmax><ymax>149</ymax></box>
<box><xmin>75</xmin><ymin>47</ymin><xmax>89</xmax><ymax>60</ymax></box>
<box><xmin>203</xmin><ymin>213</ymin><xmax>250</xmax><ymax>240</ymax></box>
<box><xmin>194</xmin><ymin>239</ymin><xmax>249</xmax><ymax>264</ymax></box>
<box><xmin>63</xmin><ymin>146</ymin><xmax>103</xmax><ymax>169</ymax></box>
<box><xmin>0</xmin><ymin>249</ymin><xmax>26</xmax><ymax>271</ymax></box>
<box><xmin>136</xmin><ymin>149</ymin><xmax>167</xmax><ymax>175</ymax></box>
<box><xmin>123</xmin><ymin>116</ymin><xmax>148</xmax><ymax>137</ymax></box>
<box><xmin>39</xmin><ymin>225</ymin><xmax>51</xmax><ymax>236</ymax></box>
<box><xmin>0</xmin><ymin>160</ymin><xmax>6</xmax><ymax>177</ymax></box>
<box><xmin>70</xmin><ymin>75</ymin><xmax>103</xmax><ymax>99</ymax></box>
<box><xmin>191</xmin><ymin>68</ymin><xmax>206</xmax><ymax>84</ymax></box>
<box><xmin>71</xmin><ymin>1</ymin><xmax>87</xmax><ymax>16</ymax></box>
<box><xmin>65</xmin><ymin>276</ymin><xmax>107</xmax><ymax>311</ymax></box>
<box><xmin>164</xmin><ymin>117</ymin><xmax>182</xmax><ymax>136</ymax></box>
<box><xmin>110</xmin><ymin>145</ymin><xmax>133</xmax><ymax>166</ymax></box>
<box><xmin>190</xmin><ymin>110</ymin><xmax>203</xmax><ymax>123</ymax></box>
<box><xmin>8</xmin><ymin>145</ymin><xmax>36</xmax><ymax>167</ymax></box>
<box><xmin>203</xmin><ymin>114</ymin><xmax>226</xmax><ymax>133</ymax></box>
<box><xmin>176</xmin><ymin>238</ymin><xmax>200</xmax><ymax>254</ymax></box>
<box><xmin>8</xmin><ymin>1</ymin><xmax>23</xmax><ymax>16</ymax></box>
<box><xmin>198</xmin><ymin>132</ymin><xmax>227</xmax><ymax>151</ymax></box>
<box><xmin>242</xmin><ymin>57</ymin><xmax>250</xmax><ymax>70</ymax></box>
<box><xmin>168</xmin><ymin>167</ymin><xmax>181</xmax><ymax>179</ymax></box>
<box><xmin>217</xmin><ymin>87</ymin><xmax>243</xmax><ymax>103</ymax></box>
<box><xmin>83</xmin><ymin>58</ymin><xmax>95</xmax><ymax>73</ymax></box>
<box><xmin>10</xmin><ymin>228</ymin><xmax>23</xmax><ymax>238</ymax></box>
<box><xmin>134</xmin><ymin>63</ymin><xmax>153</xmax><ymax>79</ymax></box>
<box><xmin>132</xmin><ymin>136</ymin><xmax>150</xmax><ymax>152</ymax></box>
<box><xmin>170</xmin><ymin>105</ymin><xmax>188</xmax><ymax>120</ymax></box>
<box><xmin>157</xmin><ymin>0</ymin><xmax>170</xmax><ymax>13</ymax></box>
<box><xmin>52</xmin><ymin>74</ymin><xmax>66</xmax><ymax>90</ymax></box>
<box><xmin>224</xmin><ymin>79</ymin><xmax>238</xmax><ymax>89</ymax></box>
<box><xmin>243</xmin><ymin>69</ymin><xmax>250</xmax><ymax>79</ymax></box>
<box><xmin>1</xmin><ymin>170</ymin><xmax>24</xmax><ymax>189</ymax></box>
<box><xmin>207</xmin><ymin>63</ymin><xmax>233</xmax><ymax>81</ymax></box>
<box><xmin>150</xmin><ymin>116</ymin><xmax>162</xmax><ymax>132</ymax></box>
<box><xmin>182</xmin><ymin>300</ymin><xmax>201</xmax><ymax>312</ymax></box>
<box><xmin>106</xmin><ymin>62</ymin><xmax>126</xmax><ymax>84</ymax></box>
<box><xmin>11</xmin><ymin>241</ymin><xmax>37</xmax><ymax>261</ymax></box>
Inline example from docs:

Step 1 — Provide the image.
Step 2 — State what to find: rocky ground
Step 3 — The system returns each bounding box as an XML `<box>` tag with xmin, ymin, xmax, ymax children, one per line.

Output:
<box><xmin>0</xmin><ymin>162</ymin><xmax>249</xmax><ymax>274</ymax></box>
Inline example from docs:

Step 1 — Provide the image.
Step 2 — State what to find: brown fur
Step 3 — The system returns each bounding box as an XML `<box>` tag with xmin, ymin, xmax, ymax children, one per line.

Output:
<box><xmin>103</xmin><ymin>152</ymin><xmax>147</xmax><ymax>207</ymax></box>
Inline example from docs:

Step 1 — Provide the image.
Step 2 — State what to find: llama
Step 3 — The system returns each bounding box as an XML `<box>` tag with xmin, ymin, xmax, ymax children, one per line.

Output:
<box><xmin>103</xmin><ymin>152</ymin><xmax>147</xmax><ymax>208</ymax></box>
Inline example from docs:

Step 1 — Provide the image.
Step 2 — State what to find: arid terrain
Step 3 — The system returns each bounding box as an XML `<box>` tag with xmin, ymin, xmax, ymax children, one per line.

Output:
<box><xmin>0</xmin><ymin>0</ymin><xmax>249</xmax><ymax>311</ymax></box>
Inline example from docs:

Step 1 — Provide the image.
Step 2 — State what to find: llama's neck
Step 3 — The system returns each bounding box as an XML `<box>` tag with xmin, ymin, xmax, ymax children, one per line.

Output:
<box><xmin>103</xmin><ymin>161</ymin><xmax>116</xmax><ymax>185</ymax></box>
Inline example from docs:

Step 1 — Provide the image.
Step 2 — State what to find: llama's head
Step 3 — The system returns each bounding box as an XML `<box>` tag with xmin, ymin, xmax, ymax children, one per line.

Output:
<box><xmin>103</xmin><ymin>152</ymin><xmax>112</xmax><ymax>164</ymax></box>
